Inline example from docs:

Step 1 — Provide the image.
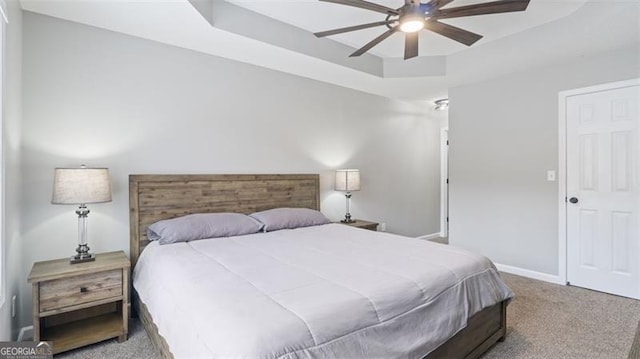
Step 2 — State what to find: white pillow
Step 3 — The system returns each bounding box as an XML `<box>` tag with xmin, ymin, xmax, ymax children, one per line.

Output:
<box><xmin>249</xmin><ymin>208</ymin><xmax>330</xmax><ymax>232</ymax></box>
<box><xmin>147</xmin><ymin>213</ymin><xmax>264</xmax><ymax>245</ymax></box>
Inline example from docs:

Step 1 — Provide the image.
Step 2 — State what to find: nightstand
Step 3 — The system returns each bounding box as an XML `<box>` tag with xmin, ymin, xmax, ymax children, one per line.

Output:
<box><xmin>339</xmin><ymin>219</ymin><xmax>379</xmax><ymax>231</ymax></box>
<box><xmin>28</xmin><ymin>251</ymin><xmax>130</xmax><ymax>354</ymax></box>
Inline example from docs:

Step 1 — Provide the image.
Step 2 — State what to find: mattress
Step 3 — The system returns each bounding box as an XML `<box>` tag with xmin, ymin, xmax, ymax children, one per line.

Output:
<box><xmin>133</xmin><ymin>223</ymin><xmax>513</xmax><ymax>359</ymax></box>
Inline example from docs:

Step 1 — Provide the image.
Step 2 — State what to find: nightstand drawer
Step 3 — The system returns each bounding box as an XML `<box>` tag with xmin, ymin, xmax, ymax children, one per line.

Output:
<box><xmin>39</xmin><ymin>269</ymin><xmax>122</xmax><ymax>312</ymax></box>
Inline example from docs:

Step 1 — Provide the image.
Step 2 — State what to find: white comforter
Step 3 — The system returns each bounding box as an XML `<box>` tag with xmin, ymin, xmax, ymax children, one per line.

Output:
<box><xmin>133</xmin><ymin>224</ymin><xmax>512</xmax><ymax>359</ymax></box>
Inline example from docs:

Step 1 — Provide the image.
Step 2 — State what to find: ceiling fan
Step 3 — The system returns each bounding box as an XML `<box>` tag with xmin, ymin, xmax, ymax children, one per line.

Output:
<box><xmin>314</xmin><ymin>0</ymin><xmax>531</xmax><ymax>60</ymax></box>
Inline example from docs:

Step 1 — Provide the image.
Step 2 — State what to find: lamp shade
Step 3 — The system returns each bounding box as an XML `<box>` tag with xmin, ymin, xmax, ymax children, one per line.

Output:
<box><xmin>335</xmin><ymin>169</ymin><xmax>361</xmax><ymax>192</ymax></box>
<box><xmin>52</xmin><ymin>167</ymin><xmax>112</xmax><ymax>204</ymax></box>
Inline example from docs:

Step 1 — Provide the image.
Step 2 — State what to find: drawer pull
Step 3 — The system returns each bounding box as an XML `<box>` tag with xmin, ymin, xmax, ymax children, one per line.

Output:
<box><xmin>80</xmin><ymin>287</ymin><xmax>88</xmax><ymax>293</ymax></box>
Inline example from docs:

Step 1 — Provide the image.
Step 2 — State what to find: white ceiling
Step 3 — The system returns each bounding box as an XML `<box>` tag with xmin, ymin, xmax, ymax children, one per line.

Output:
<box><xmin>19</xmin><ymin>0</ymin><xmax>640</xmax><ymax>101</ymax></box>
<box><xmin>228</xmin><ymin>0</ymin><xmax>587</xmax><ymax>57</ymax></box>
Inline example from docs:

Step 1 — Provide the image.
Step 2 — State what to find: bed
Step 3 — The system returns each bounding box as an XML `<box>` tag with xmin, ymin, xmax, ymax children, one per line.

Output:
<box><xmin>129</xmin><ymin>174</ymin><xmax>512</xmax><ymax>358</ymax></box>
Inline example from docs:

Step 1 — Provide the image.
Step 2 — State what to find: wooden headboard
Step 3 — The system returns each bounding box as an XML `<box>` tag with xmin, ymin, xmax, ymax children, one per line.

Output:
<box><xmin>129</xmin><ymin>174</ymin><xmax>320</xmax><ymax>267</ymax></box>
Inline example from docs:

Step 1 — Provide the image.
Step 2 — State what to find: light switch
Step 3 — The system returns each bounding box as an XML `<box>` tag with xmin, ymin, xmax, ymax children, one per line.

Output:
<box><xmin>547</xmin><ymin>170</ymin><xmax>556</xmax><ymax>182</ymax></box>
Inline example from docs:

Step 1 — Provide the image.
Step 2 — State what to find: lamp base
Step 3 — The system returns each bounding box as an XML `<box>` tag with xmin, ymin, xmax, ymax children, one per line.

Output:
<box><xmin>70</xmin><ymin>253</ymin><xmax>95</xmax><ymax>264</ymax></box>
<box><xmin>340</xmin><ymin>212</ymin><xmax>355</xmax><ymax>224</ymax></box>
<box><xmin>70</xmin><ymin>243</ymin><xmax>95</xmax><ymax>264</ymax></box>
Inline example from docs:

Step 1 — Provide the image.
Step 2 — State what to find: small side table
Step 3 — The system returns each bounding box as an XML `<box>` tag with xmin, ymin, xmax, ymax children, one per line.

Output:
<box><xmin>339</xmin><ymin>219</ymin><xmax>379</xmax><ymax>231</ymax></box>
<box><xmin>28</xmin><ymin>251</ymin><xmax>130</xmax><ymax>354</ymax></box>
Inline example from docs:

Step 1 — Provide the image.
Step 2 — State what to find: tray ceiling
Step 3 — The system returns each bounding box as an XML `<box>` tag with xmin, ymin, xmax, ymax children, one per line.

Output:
<box><xmin>19</xmin><ymin>0</ymin><xmax>639</xmax><ymax>100</ymax></box>
<box><xmin>228</xmin><ymin>0</ymin><xmax>587</xmax><ymax>57</ymax></box>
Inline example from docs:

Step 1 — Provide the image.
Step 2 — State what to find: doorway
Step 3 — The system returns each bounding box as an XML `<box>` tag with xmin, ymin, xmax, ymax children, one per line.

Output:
<box><xmin>559</xmin><ymin>79</ymin><xmax>639</xmax><ymax>299</ymax></box>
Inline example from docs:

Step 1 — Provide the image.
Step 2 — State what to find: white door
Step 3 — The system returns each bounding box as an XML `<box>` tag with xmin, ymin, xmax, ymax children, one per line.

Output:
<box><xmin>566</xmin><ymin>84</ymin><xmax>639</xmax><ymax>299</ymax></box>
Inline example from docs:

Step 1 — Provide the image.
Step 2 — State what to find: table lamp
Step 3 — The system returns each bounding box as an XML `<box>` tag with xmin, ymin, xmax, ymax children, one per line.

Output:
<box><xmin>335</xmin><ymin>169</ymin><xmax>360</xmax><ymax>223</ymax></box>
<box><xmin>52</xmin><ymin>165</ymin><xmax>112</xmax><ymax>263</ymax></box>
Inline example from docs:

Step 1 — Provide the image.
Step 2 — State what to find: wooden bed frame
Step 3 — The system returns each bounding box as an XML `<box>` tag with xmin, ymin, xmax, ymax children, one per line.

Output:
<box><xmin>129</xmin><ymin>174</ymin><xmax>507</xmax><ymax>359</ymax></box>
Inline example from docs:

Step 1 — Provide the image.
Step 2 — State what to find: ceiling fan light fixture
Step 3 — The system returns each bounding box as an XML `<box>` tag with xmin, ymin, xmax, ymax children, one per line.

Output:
<box><xmin>435</xmin><ymin>98</ymin><xmax>449</xmax><ymax>111</ymax></box>
<box><xmin>399</xmin><ymin>13</ymin><xmax>424</xmax><ymax>33</ymax></box>
<box><xmin>400</xmin><ymin>19</ymin><xmax>424</xmax><ymax>33</ymax></box>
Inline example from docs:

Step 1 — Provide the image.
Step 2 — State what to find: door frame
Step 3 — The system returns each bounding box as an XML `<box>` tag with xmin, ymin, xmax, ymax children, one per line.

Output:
<box><xmin>440</xmin><ymin>128</ymin><xmax>449</xmax><ymax>238</ymax></box>
<box><xmin>557</xmin><ymin>78</ymin><xmax>640</xmax><ymax>286</ymax></box>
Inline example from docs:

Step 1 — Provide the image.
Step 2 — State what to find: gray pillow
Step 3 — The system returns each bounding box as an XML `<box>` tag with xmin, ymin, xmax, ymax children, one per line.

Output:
<box><xmin>147</xmin><ymin>213</ymin><xmax>264</xmax><ymax>245</ymax></box>
<box><xmin>249</xmin><ymin>208</ymin><xmax>330</xmax><ymax>232</ymax></box>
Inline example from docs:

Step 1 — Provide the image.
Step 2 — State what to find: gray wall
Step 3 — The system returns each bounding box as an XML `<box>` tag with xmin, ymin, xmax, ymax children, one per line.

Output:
<box><xmin>17</xmin><ymin>12</ymin><xmax>441</xmax><ymax>328</ymax></box>
<box><xmin>448</xmin><ymin>45</ymin><xmax>640</xmax><ymax>275</ymax></box>
<box><xmin>0</xmin><ymin>0</ymin><xmax>23</xmax><ymax>341</ymax></box>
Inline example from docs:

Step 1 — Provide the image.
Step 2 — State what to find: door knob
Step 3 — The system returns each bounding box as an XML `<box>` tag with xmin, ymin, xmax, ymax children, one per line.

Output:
<box><xmin>569</xmin><ymin>197</ymin><xmax>579</xmax><ymax>204</ymax></box>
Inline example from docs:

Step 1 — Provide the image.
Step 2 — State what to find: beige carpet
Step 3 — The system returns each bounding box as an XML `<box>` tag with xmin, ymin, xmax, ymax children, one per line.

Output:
<box><xmin>56</xmin><ymin>273</ymin><xmax>640</xmax><ymax>359</ymax></box>
<box><xmin>483</xmin><ymin>273</ymin><xmax>640</xmax><ymax>359</ymax></box>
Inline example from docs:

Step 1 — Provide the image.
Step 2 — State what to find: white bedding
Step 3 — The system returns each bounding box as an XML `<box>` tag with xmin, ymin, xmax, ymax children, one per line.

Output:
<box><xmin>133</xmin><ymin>224</ymin><xmax>513</xmax><ymax>359</ymax></box>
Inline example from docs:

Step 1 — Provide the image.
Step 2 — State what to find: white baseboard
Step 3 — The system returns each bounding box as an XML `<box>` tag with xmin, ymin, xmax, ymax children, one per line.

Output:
<box><xmin>416</xmin><ymin>233</ymin><xmax>441</xmax><ymax>241</ymax></box>
<box><xmin>18</xmin><ymin>326</ymin><xmax>33</xmax><ymax>342</ymax></box>
<box><xmin>494</xmin><ymin>263</ymin><xmax>566</xmax><ymax>285</ymax></box>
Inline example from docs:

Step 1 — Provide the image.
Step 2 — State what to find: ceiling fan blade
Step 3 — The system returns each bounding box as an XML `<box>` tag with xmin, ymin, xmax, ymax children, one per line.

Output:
<box><xmin>425</xmin><ymin>20</ymin><xmax>483</xmax><ymax>46</ymax></box>
<box><xmin>428</xmin><ymin>0</ymin><xmax>455</xmax><ymax>10</ymax></box>
<box><xmin>404</xmin><ymin>32</ymin><xmax>419</xmax><ymax>59</ymax></box>
<box><xmin>350</xmin><ymin>28</ymin><xmax>397</xmax><ymax>57</ymax></box>
<box><xmin>315</xmin><ymin>21</ymin><xmax>391</xmax><ymax>38</ymax></box>
<box><xmin>433</xmin><ymin>0</ymin><xmax>529</xmax><ymax>19</ymax></box>
<box><xmin>320</xmin><ymin>0</ymin><xmax>400</xmax><ymax>15</ymax></box>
